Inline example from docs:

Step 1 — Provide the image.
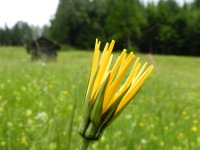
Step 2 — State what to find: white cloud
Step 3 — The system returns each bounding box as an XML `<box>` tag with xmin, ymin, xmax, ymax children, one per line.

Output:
<box><xmin>0</xmin><ymin>0</ymin><xmax>59</xmax><ymax>27</ymax></box>
<box><xmin>141</xmin><ymin>0</ymin><xmax>194</xmax><ymax>6</ymax></box>
<box><xmin>0</xmin><ymin>0</ymin><xmax>195</xmax><ymax>28</ymax></box>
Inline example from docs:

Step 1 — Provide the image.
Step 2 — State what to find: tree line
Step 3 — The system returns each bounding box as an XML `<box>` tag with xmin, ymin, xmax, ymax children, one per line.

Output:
<box><xmin>0</xmin><ymin>21</ymin><xmax>42</xmax><ymax>46</ymax></box>
<box><xmin>0</xmin><ymin>0</ymin><xmax>199</xmax><ymax>55</ymax></box>
<box><xmin>48</xmin><ymin>0</ymin><xmax>200</xmax><ymax>55</ymax></box>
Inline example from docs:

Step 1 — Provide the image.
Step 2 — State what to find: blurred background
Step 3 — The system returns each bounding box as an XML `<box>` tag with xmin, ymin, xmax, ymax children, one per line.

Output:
<box><xmin>0</xmin><ymin>0</ymin><xmax>200</xmax><ymax>150</ymax></box>
<box><xmin>0</xmin><ymin>0</ymin><xmax>200</xmax><ymax>55</ymax></box>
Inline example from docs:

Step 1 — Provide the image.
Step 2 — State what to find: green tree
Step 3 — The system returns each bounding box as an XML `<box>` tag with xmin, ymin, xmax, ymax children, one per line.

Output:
<box><xmin>11</xmin><ymin>21</ymin><xmax>33</xmax><ymax>45</ymax></box>
<box><xmin>0</xmin><ymin>22</ymin><xmax>33</xmax><ymax>46</ymax></box>
<box><xmin>184</xmin><ymin>6</ymin><xmax>200</xmax><ymax>55</ymax></box>
<box><xmin>140</xmin><ymin>3</ymin><xmax>160</xmax><ymax>53</ymax></box>
<box><xmin>106</xmin><ymin>0</ymin><xmax>146</xmax><ymax>49</ymax></box>
<box><xmin>49</xmin><ymin>0</ymin><xmax>74</xmax><ymax>44</ymax></box>
<box><xmin>47</xmin><ymin>0</ymin><xmax>200</xmax><ymax>55</ymax></box>
<box><xmin>156</xmin><ymin>0</ymin><xmax>180</xmax><ymax>54</ymax></box>
<box><xmin>49</xmin><ymin>0</ymin><xmax>107</xmax><ymax>48</ymax></box>
<box><xmin>193</xmin><ymin>0</ymin><xmax>200</xmax><ymax>8</ymax></box>
<box><xmin>0</xmin><ymin>25</ymin><xmax>12</xmax><ymax>45</ymax></box>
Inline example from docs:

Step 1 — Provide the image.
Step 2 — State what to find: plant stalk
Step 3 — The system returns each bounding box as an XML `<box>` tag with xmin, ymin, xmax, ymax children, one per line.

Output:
<box><xmin>80</xmin><ymin>138</ymin><xmax>90</xmax><ymax>150</ymax></box>
<box><xmin>66</xmin><ymin>95</ymin><xmax>77</xmax><ymax>150</ymax></box>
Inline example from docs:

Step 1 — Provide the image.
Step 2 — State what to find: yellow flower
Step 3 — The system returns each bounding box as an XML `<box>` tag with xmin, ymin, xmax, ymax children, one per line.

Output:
<box><xmin>63</xmin><ymin>90</ymin><xmax>68</xmax><ymax>95</ymax></box>
<box><xmin>25</xmin><ymin>109</ymin><xmax>32</xmax><ymax>117</ymax></box>
<box><xmin>193</xmin><ymin>119</ymin><xmax>198</xmax><ymax>124</ymax></box>
<box><xmin>191</xmin><ymin>126</ymin><xmax>198</xmax><ymax>132</ymax></box>
<box><xmin>177</xmin><ymin>132</ymin><xmax>185</xmax><ymax>140</ymax></box>
<box><xmin>139</xmin><ymin>122</ymin><xmax>144</xmax><ymax>127</ymax></box>
<box><xmin>164</xmin><ymin>126</ymin><xmax>169</xmax><ymax>131</ymax></box>
<box><xmin>48</xmin><ymin>84</ymin><xmax>54</xmax><ymax>89</ymax></box>
<box><xmin>20</xmin><ymin>136</ymin><xmax>28</xmax><ymax>145</ymax></box>
<box><xmin>79</xmin><ymin>39</ymin><xmax>153</xmax><ymax>140</ymax></box>
<box><xmin>181</xmin><ymin>111</ymin><xmax>188</xmax><ymax>116</ymax></box>
<box><xmin>50</xmin><ymin>143</ymin><xmax>57</xmax><ymax>150</ymax></box>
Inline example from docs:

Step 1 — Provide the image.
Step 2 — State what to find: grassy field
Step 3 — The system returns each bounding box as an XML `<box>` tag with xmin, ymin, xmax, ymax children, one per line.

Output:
<box><xmin>0</xmin><ymin>46</ymin><xmax>200</xmax><ymax>150</ymax></box>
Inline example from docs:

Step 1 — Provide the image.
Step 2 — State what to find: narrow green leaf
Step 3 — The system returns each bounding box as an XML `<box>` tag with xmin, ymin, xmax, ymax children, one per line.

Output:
<box><xmin>82</xmin><ymin>66</ymin><xmax>99</xmax><ymax>118</ymax></box>
<box><xmin>90</xmin><ymin>73</ymin><xmax>110</xmax><ymax>126</ymax></box>
<box><xmin>113</xmin><ymin>88</ymin><xmax>141</xmax><ymax>122</ymax></box>
<box><xmin>99</xmin><ymin>86</ymin><xmax>130</xmax><ymax>129</ymax></box>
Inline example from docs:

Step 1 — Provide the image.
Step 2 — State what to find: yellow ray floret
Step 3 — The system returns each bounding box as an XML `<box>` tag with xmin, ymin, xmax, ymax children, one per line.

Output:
<box><xmin>92</xmin><ymin>41</ymin><xmax>114</xmax><ymax>95</ymax></box>
<box><xmin>87</xmin><ymin>39</ymin><xmax>153</xmax><ymax>116</ymax></box>
<box><xmin>79</xmin><ymin>39</ymin><xmax>154</xmax><ymax>141</ymax></box>
<box><xmin>102</xmin><ymin>52</ymin><xmax>135</xmax><ymax>113</ymax></box>
<box><xmin>115</xmin><ymin>65</ymin><xmax>154</xmax><ymax>113</ymax></box>
<box><xmin>87</xmin><ymin>39</ymin><xmax>100</xmax><ymax>95</ymax></box>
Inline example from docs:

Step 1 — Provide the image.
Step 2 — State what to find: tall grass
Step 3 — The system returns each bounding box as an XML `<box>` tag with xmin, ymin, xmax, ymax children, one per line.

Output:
<box><xmin>0</xmin><ymin>47</ymin><xmax>200</xmax><ymax>150</ymax></box>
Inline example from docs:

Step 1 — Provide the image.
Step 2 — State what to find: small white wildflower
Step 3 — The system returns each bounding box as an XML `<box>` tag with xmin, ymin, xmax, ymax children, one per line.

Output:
<box><xmin>141</xmin><ymin>138</ymin><xmax>147</xmax><ymax>145</ymax></box>
<box><xmin>43</xmin><ymin>86</ymin><xmax>48</xmax><ymax>92</ymax></box>
<box><xmin>125</xmin><ymin>114</ymin><xmax>132</xmax><ymax>119</ymax></box>
<box><xmin>131</xmin><ymin>122</ymin><xmax>136</xmax><ymax>128</ymax></box>
<box><xmin>35</xmin><ymin>111</ymin><xmax>48</xmax><ymax>122</ymax></box>
<box><xmin>41</xmin><ymin>62</ymin><xmax>46</xmax><ymax>67</ymax></box>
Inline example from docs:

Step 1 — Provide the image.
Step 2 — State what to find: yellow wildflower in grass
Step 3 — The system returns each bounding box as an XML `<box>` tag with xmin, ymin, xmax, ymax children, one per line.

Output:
<box><xmin>79</xmin><ymin>39</ymin><xmax>153</xmax><ymax>149</ymax></box>
<box><xmin>193</xmin><ymin>119</ymin><xmax>198</xmax><ymax>124</ymax></box>
<box><xmin>181</xmin><ymin>111</ymin><xmax>188</xmax><ymax>116</ymax></box>
<box><xmin>164</xmin><ymin>126</ymin><xmax>169</xmax><ymax>131</ymax></box>
<box><xmin>25</xmin><ymin>109</ymin><xmax>32</xmax><ymax>117</ymax></box>
<box><xmin>20</xmin><ymin>136</ymin><xmax>28</xmax><ymax>145</ymax></box>
<box><xmin>48</xmin><ymin>84</ymin><xmax>54</xmax><ymax>89</ymax></box>
<box><xmin>139</xmin><ymin>122</ymin><xmax>144</xmax><ymax>127</ymax></box>
<box><xmin>191</xmin><ymin>126</ymin><xmax>198</xmax><ymax>132</ymax></box>
<box><xmin>49</xmin><ymin>143</ymin><xmax>57</xmax><ymax>150</ymax></box>
<box><xmin>177</xmin><ymin>132</ymin><xmax>185</xmax><ymax>140</ymax></box>
<box><xmin>63</xmin><ymin>90</ymin><xmax>68</xmax><ymax>95</ymax></box>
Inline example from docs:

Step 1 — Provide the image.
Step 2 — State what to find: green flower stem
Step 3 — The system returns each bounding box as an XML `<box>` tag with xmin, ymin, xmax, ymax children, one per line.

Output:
<box><xmin>80</xmin><ymin>138</ymin><xmax>90</xmax><ymax>150</ymax></box>
<box><xmin>66</xmin><ymin>96</ymin><xmax>77</xmax><ymax>150</ymax></box>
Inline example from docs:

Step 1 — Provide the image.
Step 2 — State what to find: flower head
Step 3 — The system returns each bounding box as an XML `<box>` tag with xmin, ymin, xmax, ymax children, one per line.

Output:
<box><xmin>79</xmin><ymin>39</ymin><xmax>153</xmax><ymax>140</ymax></box>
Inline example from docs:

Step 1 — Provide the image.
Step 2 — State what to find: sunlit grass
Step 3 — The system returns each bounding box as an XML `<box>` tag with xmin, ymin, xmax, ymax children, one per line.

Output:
<box><xmin>0</xmin><ymin>47</ymin><xmax>200</xmax><ymax>150</ymax></box>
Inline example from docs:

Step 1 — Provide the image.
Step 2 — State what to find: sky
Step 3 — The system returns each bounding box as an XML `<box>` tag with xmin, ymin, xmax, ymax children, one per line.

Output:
<box><xmin>0</xmin><ymin>0</ymin><xmax>59</xmax><ymax>28</ymax></box>
<box><xmin>0</xmin><ymin>0</ymin><xmax>194</xmax><ymax>28</ymax></box>
<box><xmin>141</xmin><ymin>0</ymin><xmax>193</xmax><ymax>5</ymax></box>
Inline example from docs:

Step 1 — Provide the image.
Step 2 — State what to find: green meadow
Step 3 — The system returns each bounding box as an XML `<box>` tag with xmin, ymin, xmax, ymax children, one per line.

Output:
<box><xmin>0</xmin><ymin>47</ymin><xmax>200</xmax><ymax>150</ymax></box>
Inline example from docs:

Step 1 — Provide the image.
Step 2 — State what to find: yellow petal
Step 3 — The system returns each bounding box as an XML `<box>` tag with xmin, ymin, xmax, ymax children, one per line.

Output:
<box><xmin>109</xmin><ymin>49</ymin><xmax>127</xmax><ymax>82</ymax></box>
<box><xmin>115</xmin><ymin>57</ymin><xmax>140</xmax><ymax>99</ymax></box>
<box><xmin>133</xmin><ymin>62</ymin><xmax>148</xmax><ymax>82</ymax></box>
<box><xmin>104</xmin><ymin>50</ymin><xmax>126</xmax><ymax>96</ymax></box>
<box><xmin>94</xmin><ymin>55</ymin><xmax>113</xmax><ymax>100</ymax></box>
<box><xmin>111</xmin><ymin>52</ymin><xmax>134</xmax><ymax>93</ymax></box>
<box><xmin>99</xmin><ymin>42</ymin><xmax>109</xmax><ymax>64</ymax></box>
<box><xmin>103</xmin><ymin>54</ymin><xmax>113</xmax><ymax>81</ymax></box>
<box><xmin>115</xmin><ymin>65</ymin><xmax>153</xmax><ymax>113</ymax></box>
<box><xmin>87</xmin><ymin>39</ymin><xmax>100</xmax><ymax>95</ymax></box>
<box><xmin>91</xmin><ymin>40</ymin><xmax>115</xmax><ymax>99</ymax></box>
<box><xmin>102</xmin><ymin>52</ymin><xmax>134</xmax><ymax>114</ymax></box>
